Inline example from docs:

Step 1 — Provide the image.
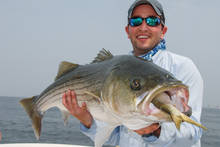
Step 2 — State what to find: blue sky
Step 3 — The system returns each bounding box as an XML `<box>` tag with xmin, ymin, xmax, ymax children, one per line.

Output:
<box><xmin>0</xmin><ymin>0</ymin><xmax>219</xmax><ymax>107</ymax></box>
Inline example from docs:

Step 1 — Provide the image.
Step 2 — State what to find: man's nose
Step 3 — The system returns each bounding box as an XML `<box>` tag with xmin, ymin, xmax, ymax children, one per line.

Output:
<box><xmin>138</xmin><ymin>20</ymin><xmax>149</xmax><ymax>31</ymax></box>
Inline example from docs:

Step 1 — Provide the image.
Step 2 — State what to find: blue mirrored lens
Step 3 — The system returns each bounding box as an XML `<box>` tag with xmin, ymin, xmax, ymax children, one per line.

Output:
<box><xmin>129</xmin><ymin>17</ymin><xmax>143</xmax><ymax>26</ymax></box>
<box><xmin>146</xmin><ymin>17</ymin><xmax>160</xmax><ymax>26</ymax></box>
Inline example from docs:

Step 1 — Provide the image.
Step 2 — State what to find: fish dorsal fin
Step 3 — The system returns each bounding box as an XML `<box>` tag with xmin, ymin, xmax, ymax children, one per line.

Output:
<box><xmin>55</xmin><ymin>61</ymin><xmax>79</xmax><ymax>80</ymax></box>
<box><xmin>92</xmin><ymin>48</ymin><xmax>113</xmax><ymax>63</ymax></box>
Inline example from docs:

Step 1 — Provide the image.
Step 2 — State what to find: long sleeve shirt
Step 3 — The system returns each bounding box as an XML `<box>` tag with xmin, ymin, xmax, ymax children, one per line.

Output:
<box><xmin>80</xmin><ymin>50</ymin><xmax>204</xmax><ymax>147</ymax></box>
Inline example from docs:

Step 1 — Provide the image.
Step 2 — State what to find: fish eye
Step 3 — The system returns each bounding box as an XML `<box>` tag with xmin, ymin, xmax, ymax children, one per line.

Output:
<box><xmin>130</xmin><ymin>79</ymin><xmax>141</xmax><ymax>90</ymax></box>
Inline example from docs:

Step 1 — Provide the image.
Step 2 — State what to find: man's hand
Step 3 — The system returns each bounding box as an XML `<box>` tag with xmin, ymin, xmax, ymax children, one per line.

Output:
<box><xmin>62</xmin><ymin>89</ymin><xmax>93</xmax><ymax>128</ymax></box>
<box><xmin>134</xmin><ymin>123</ymin><xmax>161</xmax><ymax>138</ymax></box>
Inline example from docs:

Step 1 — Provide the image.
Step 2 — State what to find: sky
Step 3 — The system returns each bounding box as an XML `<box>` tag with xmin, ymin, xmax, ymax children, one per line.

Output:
<box><xmin>0</xmin><ymin>0</ymin><xmax>219</xmax><ymax>107</ymax></box>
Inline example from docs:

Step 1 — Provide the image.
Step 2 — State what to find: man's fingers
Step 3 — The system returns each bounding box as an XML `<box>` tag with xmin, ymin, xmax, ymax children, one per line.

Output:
<box><xmin>62</xmin><ymin>93</ymin><xmax>67</xmax><ymax>106</ymax></box>
<box><xmin>81</xmin><ymin>102</ymin><xmax>87</xmax><ymax>110</ymax></box>
<box><xmin>62</xmin><ymin>90</ymin><xmax>89</xmax><ymax>115</ymax></box>
<box><xmin>62</xmin><ymin>90</ymin><xmax>77</xmax><ymax>109</ymax></box>
<box><xmin>66</xmin><ymin>89</ymin><xmax>72</xmax><ymax>104</ymax></box>
<box><xmin>71</xmin><ymin>91</ymin><xmax>78</xmax><ymax>105</ymax></box>
<box><xmin>134</xmin><ymin>123</ymin><xmax>160</xmax><ymax>135</ymax></box>
<box><xmin>151</xmin><ymin>123</ymin><xmax>160</xmax><ymax>130</ymax></box>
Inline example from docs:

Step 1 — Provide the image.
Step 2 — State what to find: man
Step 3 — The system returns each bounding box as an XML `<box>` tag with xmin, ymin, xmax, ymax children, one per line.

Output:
<box><xmin>62</xmin><ymin>0</ymin><xmax>204</xmax><ymax>146</ymax></box>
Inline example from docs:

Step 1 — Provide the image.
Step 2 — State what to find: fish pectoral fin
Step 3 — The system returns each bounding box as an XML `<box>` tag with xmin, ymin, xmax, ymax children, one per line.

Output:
<box><xmin>20</xmin><ymin>96</ymin><xmax>42</xmax><ymax>140</ymax></box>
<box><xmin>61</xmin><ymin>110</ymin><xmax>70</xmax><ymax>126</ymax></box>
<box><xmin>95</xmin><ymin>123</ymin><xmax>118</xmax><ymax>147</ymax></box>
<box><xmin>55</xmin><ymin>61</ymin><xmax>79</xmax><ymax>81</ymax></box>
<box><xmin>84</xmin><ymin>91</ymin><xmax>101</xmax><ymax>101</ymax></box>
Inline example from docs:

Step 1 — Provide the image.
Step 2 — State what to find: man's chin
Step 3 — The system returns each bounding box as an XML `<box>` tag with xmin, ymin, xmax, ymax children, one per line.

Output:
<box><xmin>137</xmin><ymin>47</ymin><xmax>151</xmax><ymax>54</ymax></box>
<box><xmin>133</xmin><ymin>49</ymin><xmax>151</xmax><ymax>56</ymax></box>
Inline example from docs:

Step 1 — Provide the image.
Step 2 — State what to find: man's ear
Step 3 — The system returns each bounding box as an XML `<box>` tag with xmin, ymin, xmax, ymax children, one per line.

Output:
<box><xmin>160</xmin><ymin>26</ymin><xmax>168</xmax><ymax>39</ymax></box>
<box><xmin>125</xmin><ymin>25</ymin><xmax>130</xmax><ymax>39</ymax></box>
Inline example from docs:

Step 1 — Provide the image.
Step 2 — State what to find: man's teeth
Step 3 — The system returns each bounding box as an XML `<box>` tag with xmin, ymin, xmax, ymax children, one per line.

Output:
<box><xmin>138</xmin><ymin>36</ymin><xmax>148</xmax><ymax>39</ymax></box>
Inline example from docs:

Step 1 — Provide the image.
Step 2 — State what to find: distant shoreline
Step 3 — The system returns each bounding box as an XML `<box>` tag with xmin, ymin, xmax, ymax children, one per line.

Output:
<box><xmin>0</xmin><ymin>96</ymin><xmax>21</xmax><ymax>99</ymax></box>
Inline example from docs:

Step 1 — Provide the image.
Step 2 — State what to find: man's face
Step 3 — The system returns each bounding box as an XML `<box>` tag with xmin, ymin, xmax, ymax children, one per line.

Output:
<box><xmin>126</xmin><ymin>4</ymin><xmax>167</xmax><ymax>56</ymax></box>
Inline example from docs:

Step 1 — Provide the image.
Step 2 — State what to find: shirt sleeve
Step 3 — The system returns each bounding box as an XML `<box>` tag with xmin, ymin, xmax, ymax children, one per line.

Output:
<box><xmin>80</xmin><ymin>119</ymin><xmax>120</xmax><ymax>146</ymax></box>
<box><xmin>146</xmin><ymin>58</ymin><xmax>204</xmax><ymax>146</ymax></box>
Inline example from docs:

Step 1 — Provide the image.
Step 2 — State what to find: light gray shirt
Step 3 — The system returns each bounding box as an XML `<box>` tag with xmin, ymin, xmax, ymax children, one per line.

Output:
<box><xmin>80</xmin><ymin>50</ymin><xmax>204</xmax><ymax>147</ymax></box>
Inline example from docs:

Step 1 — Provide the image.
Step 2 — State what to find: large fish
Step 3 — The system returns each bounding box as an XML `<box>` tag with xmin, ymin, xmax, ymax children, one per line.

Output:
<box><xmin>20</xmin><ymin>49</ymin><xmax>206</xmax><ymax>147</ymax></box>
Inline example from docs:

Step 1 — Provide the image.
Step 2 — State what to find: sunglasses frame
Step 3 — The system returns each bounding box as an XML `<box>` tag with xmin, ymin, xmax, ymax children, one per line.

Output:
<box><xmin>129</xmin><ymin>16</ymin><xmax>162</xmax><ymax>27</ymax></box>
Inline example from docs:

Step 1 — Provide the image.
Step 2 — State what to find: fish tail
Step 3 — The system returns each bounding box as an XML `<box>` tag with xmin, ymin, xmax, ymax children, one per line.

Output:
<box><xmin>20</xmin><ymin>96</ymin><xmax>42</xmax><ymax>140</ymax></box>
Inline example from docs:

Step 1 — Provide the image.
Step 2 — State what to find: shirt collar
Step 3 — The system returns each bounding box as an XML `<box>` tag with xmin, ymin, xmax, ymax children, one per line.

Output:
<box><xmin>130</xmin><ymin>39</ymin><xmax>166</xmax><ymax>61</ymax></box>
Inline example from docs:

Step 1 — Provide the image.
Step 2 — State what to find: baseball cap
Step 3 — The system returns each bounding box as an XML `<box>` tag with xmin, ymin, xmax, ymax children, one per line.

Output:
<box><xmin>128</xmin><ymin>0</ymin><xmax>165</xmax><ymax>25</ymax></box>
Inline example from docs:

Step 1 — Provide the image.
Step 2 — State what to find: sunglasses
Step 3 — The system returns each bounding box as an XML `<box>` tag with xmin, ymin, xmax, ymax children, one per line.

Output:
<box><xmin>129</xmin><ymin>16</ymin><xmax>162</xmax><ymax>27</ymax></box>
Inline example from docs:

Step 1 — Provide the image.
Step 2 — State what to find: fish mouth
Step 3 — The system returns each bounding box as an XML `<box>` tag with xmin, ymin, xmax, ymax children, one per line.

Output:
<box><xmin>135</xmin><ymin>83</ymin><xmax>208</xmax><ymax>131</ymax></box>
<box><xmin>137</xmin><ymin>83</ymin><xmax>189</xmax><ymax>115</ymax></box>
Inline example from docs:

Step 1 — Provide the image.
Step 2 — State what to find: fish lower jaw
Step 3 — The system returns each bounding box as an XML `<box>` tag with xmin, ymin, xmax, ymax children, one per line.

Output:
<box><xmin>141</xmin><ymin>86</ymin><xmax>189</xmax><ymax>115</ymax></box>
<box><xmin>142</xmin><ymin>103</ymin><xmax>158</xmax><ymax>115</ymax></box>
<box><xmin>141</xmin><ymin>103</ymin><xmax>170</xmax><ymax>120</ymax></box>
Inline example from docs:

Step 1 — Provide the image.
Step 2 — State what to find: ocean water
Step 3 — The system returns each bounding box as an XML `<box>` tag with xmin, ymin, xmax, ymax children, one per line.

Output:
<box><xmin>0</xmin><ymin>96</ymin><xmax>219</xmax><ymax>147</ymax></box>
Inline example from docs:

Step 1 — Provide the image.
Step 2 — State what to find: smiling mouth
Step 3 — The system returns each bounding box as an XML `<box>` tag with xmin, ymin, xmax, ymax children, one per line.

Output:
<box><xmin>137</xmin><ymin>35</ymin><xmax>149</xmax><ymax>39</ymax></box>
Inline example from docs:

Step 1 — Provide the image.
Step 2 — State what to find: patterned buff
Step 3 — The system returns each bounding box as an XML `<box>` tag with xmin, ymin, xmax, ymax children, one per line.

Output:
<box><xmin>137</xmin><ymin>39</ymin><xmax>166</xmax><ymax>61</ymax></box>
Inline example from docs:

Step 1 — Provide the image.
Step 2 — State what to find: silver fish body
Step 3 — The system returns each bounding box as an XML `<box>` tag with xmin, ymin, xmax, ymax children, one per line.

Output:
<box><xmin>20</xmin><ymin>49</ymin><xmax>206</xmax><ymax>147</ymax></box>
